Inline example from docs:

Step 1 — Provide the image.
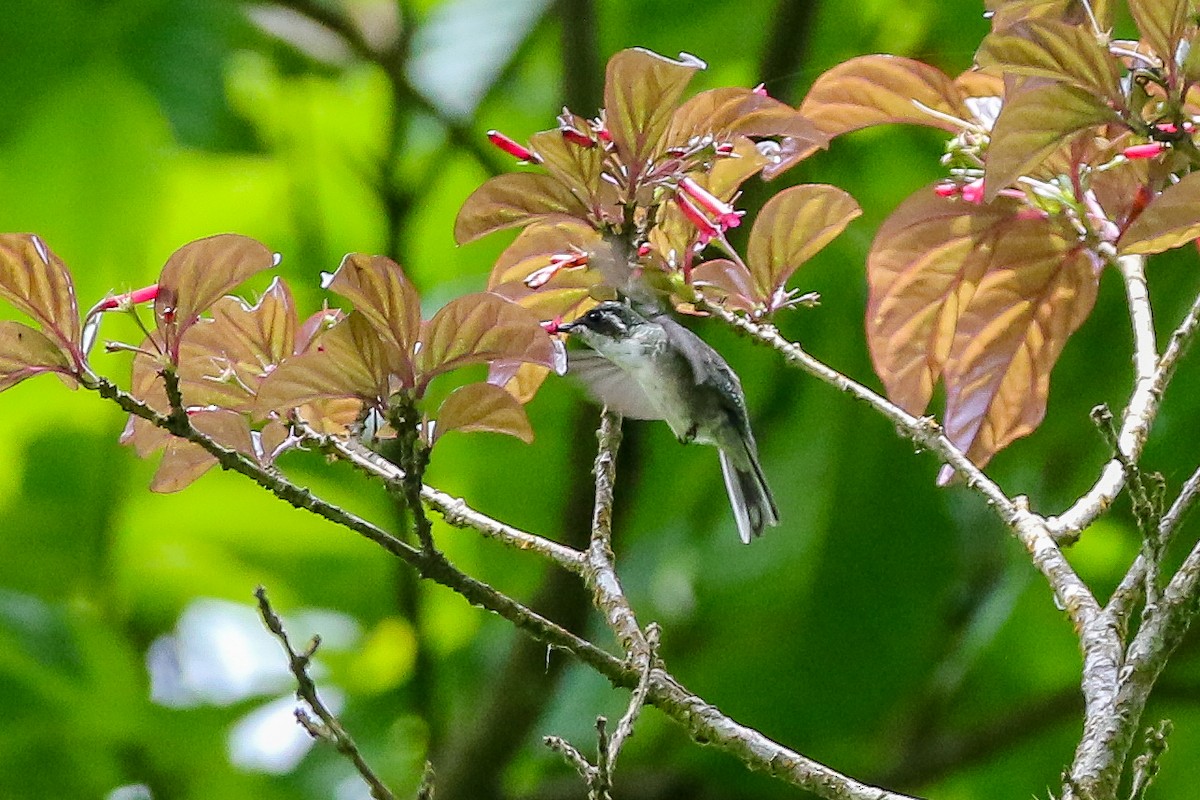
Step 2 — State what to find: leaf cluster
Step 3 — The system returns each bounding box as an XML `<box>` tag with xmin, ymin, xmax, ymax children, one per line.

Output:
<box><xmin>456</xmin><ymin>48</ymin><xmax>861</xmax><ymax>320</ymax></box>
<box><xmin>799</xmin><ymin>0</ymin><xmax>1200</xmax><ymax>468</ymax></box>
<box><xmin>0</xmin><ymin>234</ymin><xmax>559</xmax><ymax>492</ymax></box>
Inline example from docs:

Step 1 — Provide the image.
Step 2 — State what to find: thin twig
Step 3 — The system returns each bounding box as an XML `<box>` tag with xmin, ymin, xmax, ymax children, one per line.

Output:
<box><xmin>607</xmin><ymin>623</ymin><xmax>660</xmax><ymax>776</ymax></box>
<box><xmin>255</xmin><ymin>586</ymin><xmax>397</xmax><ymax>800</ymax></box>
<box><xmin>301</xmin><ymin>423</ymin><xmax>586</xmax><ymax>573</ymax></box>
<box><xmin>86</xmin><ymin>374</ymin><xmax>622</xmax><ymax>679</ymax></box>
<box><xmin>1049</xmin><ymin>255</ymin><xmax>1165</xmax><ymax>540</ymax></box>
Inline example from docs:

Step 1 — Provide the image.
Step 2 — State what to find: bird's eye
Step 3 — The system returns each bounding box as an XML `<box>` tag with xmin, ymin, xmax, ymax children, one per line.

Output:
<box><xmin>587</xmin><ymin>309</ymin><xmax>626</xmax><ymax>337</ymax></box>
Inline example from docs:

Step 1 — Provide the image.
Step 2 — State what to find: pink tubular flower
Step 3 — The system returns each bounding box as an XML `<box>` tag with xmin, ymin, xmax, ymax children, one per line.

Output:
<box><xmin>97</xmin><ymin>283</ymin><xmax>160</xmax><ymax>311</ymax></box>
<box><xmin>487</xmin><ymin>130</ymin><xmax>537</xmax><ymax>162</ymax></box>
<box><xmin>675</xmin><ymin>193</ymin><xmax>723</xmax><ymax>244</ymax></box>
<box><xmin>1123</xmin><ymin>141</ymin><xmax>1167</xmax><ymax>159</ymax></box>
<box><xmin>752</xmin><ymin>82</ymin><xmax>769</xmax><ymax>97</ymax></box>
<box><xmin>960</xmin><ymin>178</ymin><xmax>985</xmax><ymax>204</ymax></box>
<box><xmin>524</xmin><ymin>250</ymin><xmax>589</xmax><ymax>289</ymax></box>
<box><xmin>678</xmin><ymin>176</ymin><xmax>743</xmax><ymax>230</ymax></box>
<box><xmin>561</xmin><ymin>126</ymin><xmax>595</xmax><ymax>147</ymax></box>
<box><xmin>934</xmin><ymin>181</ymin><xmax>960</xmax><ymax>198</ymax></box>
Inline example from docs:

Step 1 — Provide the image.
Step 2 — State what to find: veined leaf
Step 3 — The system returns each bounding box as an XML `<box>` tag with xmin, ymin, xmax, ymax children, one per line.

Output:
<box><xmin>454</xmin><ymin>173</ymin><xmax>590</xmax><ymax>244</ymax></box>
<box><xmin>434</xmin><ymin>382</ymin><xmax>534</xmax><ymax>443</ymax></box>
<box><xmin>323</xmin><ymin>254</ymin><xmax>421</xmax><ymax>386</ymax></box>
<box><xmin>255</xmin><ymin>313</ymin><xmax>389</xmax><ymax>418</ymax></box>
<box><xmin>178</xmin><ymin>277</ymin><xmax>297</xmax><ymax>409</ymax></box>
<box><xmin>1129</xmin><ymin>0</ymin><xmax>1192</xmax><ymax>62</ymax></box>
<box><xmin>416</xmin><ymin>293</ymin><xmax>557</xmax><ymax>390</ymax></box>
<box><xmin>666</xmin><ymin>87</ymin><xmax>827</xmax><ymax>174</ymax></box>
<box><xmin>155</xmin><ymin>234</ymin><xmax>277</xmax><ymax>356</ymax></box>
<box><xmin>746</xmin><ymin>184</ymin><xmax>861</xmax><ymax>308</ymax></box>
<box><xmin>985</xmin><ymin>0</ymin><xmax>1114</xmax><ymax>30</ymax></box>
<box><xmin>941</xmin><ymin>228</ymin><xmax>1099</xmax><ymax>466</ymax></box>
<box><xmin>487</xmin><ymin>361</ymin><xmax>552</xmax><ymax>403</ymax></box>
<box><xmin>867</xmin><ymin>190</ymin><xmax>1023</xmax><ymax>414</ymax></box>
<box><xmin>1117</xmin><ymin>170</ymin><xmax>1200</xmax><ymax>255</ymax></box>
<box><xmin>150</xmin><ymin>409</ymin><xmax>255</xmax><ymax>494</ymax></box>
<box><xmin>799</xmin><ymin>55</ymin><xmax>971</xmax><ymax>137</ymax></box>
<box><xmin>983</xmin><ymin>78</ymin><xmax>1119</xmax><ymax>200</ymax></box>
<box><xmin>0</xmin><ymin>234</ymin><xmax>80</xmax><ymax>359</ymax></box>
<box><xmin>603</xmin><ymin>48</ymin><xmax>705</xmax><ymax>185</ymax></box>
<box><xmin>528</xmin><ymin>129</ymin><xmax>618</xmax><ymax>221</ymax></box>
<box><xmin>0</xmin><ymin>320</ymin><xmax>74</xmax><ymax>392</ymax></box>
<box><xmin>692</xmin><ymin>258</ymin><xmax>759</xmax><ymax>314</ymax></box>
<box><xmin>977</xmin><ymin>19</ymin><xmax>1122</xmax><ymax>104</ymax></box>
<box><xmin>489</xmin><ymin>219</ymin><xmax>603</xmax><ymax>288</ymax></box>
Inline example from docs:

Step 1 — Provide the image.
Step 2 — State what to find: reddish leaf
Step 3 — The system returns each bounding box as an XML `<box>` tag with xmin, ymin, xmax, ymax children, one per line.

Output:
<box><xmin>416</xmin><ymin>294</ymin><xmax>558</xmax><ymax>390</ymax></box>
<box><xmin>434</xmin><ymin>382</ymin><xmax>534</xmax><ymax>443</ymax></box>
<box><xmin>985</xmin><ymin>0</ymin><xmax>1113</xmax><ymax>30</ymax></box>
<box><xmin>983</xmin><ymin>78</ymin><xmax>1119</xmax><ymax>200</ymax></box>
<box><xmin>323</xmin><ymin>254</ymin><xmax>421</xmax><ymax>385</ymax></box>
<box><xmin>487</xmin><ymin>361</ymin><xmax>551</xmax><ymax>404</ymax></box>
<box><xmin>0</xmin><ymin>234</ymin><xmax>80</xmax><ymax>359</ymax></box>
<box><xmin>178</xmin><ymin>277</ymin><xmax>297</xmax><ymax>409</ymax></box>
<box><xmin>155</xmin><ymin>234</ymin><xmax>277</xmax><ymax>357</ymax></box>
<box><xmin>976</xmin><ymin>19</ymin><xmax>1122</xmax><ymax>103</ymax></box>
<box><xmin>0</xmin><ymin>320</ymin><xmax>75</xmax><ymax>391</ymax></box>
<box><xmin>941</xmin><ymin>228</ymin><xmax>1099</xmax><ymax>466</ymax></box>
<box><xmin>1117</xmin><ymin>170</ymin><xmax>1200</xmax><ymax>255</ymax></box>
<box><xmin>702</xmin><ymin>137</ymin><xmax>773</xmax><ymax>200</ymax></box>
<box><xmin>527</xmin><ymin>129</ymin><xmax>620</xmax><ymax>222</ymax></box>
<box><xmin>867</xmin><ymin>190</ymin><xmax>1023</xmax><ymax>414</ymax></box>
<box><xmin>692</xmin><ymin>259</ymin><xmax>759</xmax><ymax>314</ymax></box>
<box><xmin>799</xmin><ymin>55</ymin><xmax>972</xmax><ymax>137</ymax></box>
<box><xmin>454</xmin><ymin>173</ymin><xmax>591</xmax><ymax>245</ymax></box>
<box><xmin>256</xmin><ymin>313</ymin><xmax>389</xmax><ymax>417</ymax></box>
<box><xmin>150</xmin><ymin>409</ymin><xmax>255</xmax><ymax>494</ymax></box>
<box><xmin>1129</xmin><ymin>0</ymin><xmax>1192</xmax><ymax>62</ymax></box>
<box><xmin>666</xmin><ymin>88</ymin><xmax>827</xmax><ymax>175</ymax></box>
<box><xmin>122</xmin><ymin>348</ymin><xmax>172</xmax><ymax>457</ymax></box>
<box><xmin>746</xmin><ymin>184</ymin><xmax>861</xmax><ymax>307</ymax></box>
<box><xmin>488</xmin><ymin>219</ymin><xmax>604</xmax><ymax>288</ymax></box>
<box><xmin>604</xmin><ymin>48</ymin><xmax>705</xmax><ymax>185</ymax></box>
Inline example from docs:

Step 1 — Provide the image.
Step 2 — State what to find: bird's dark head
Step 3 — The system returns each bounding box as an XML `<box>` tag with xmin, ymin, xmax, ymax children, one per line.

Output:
<box><xmin>557</xmin><ymin>301</ymin><xmax>647</xmax><ymax>342</ymax></box>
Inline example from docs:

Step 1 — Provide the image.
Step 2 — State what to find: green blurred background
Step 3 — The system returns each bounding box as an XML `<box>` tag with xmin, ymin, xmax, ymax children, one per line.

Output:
<box><xmin>2</xmin><ymin>0</ymin><xmax>1199</xmax><ymax>798</ymax></box>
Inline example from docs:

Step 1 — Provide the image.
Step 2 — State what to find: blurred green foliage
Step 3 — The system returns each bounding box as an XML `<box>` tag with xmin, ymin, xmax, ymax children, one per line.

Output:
<box><xmin>0</xmin><ymin>1</ymin><xmax>1198</xmax><ymax>799</ymax></box>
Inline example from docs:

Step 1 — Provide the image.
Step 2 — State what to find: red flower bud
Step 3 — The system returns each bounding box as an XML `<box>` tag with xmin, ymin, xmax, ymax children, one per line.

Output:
<box><xmin>561</xmin><ymin>127</ymin><xmax>595</xmax><ymax>147</ymax></box>
<box><xmin>675</xmin><ymin>193</ymin><xmax>722</xmax><ymax>245</ymax></box>
<box><xmin>1123</xmin><ymin>142</ymin><xmax>1167</xmax><ymax>159</ymax></box>
<box><xmin>960</xmin><ymin>178</ymin><xmax>985</xmax><ymax>204</ymax></box>
<box><xmin>678</xmin><ymin>177</ymin><xmax>743</xmax><ymax>229</ymax></box>
<box><xmin>487</xmin><ymin>129</ymin><xmax>537</xmax><ymax>162</ymax></box>
<box><xmin>97</xmin><ymin>283</ymin><xmax>160</xmax><ymax>311</ymax></box>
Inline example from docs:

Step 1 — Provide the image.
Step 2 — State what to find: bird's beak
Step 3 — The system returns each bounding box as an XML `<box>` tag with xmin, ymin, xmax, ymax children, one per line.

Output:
<box><xmin>554</xmin><ymin>320</ymin><xmax>577</xmax><ymax>334</ymax></box>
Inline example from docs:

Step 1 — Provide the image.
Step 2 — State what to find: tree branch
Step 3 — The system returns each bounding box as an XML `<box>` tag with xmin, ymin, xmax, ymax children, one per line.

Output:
<box><xmin>304</xmin><ymin>425</ymin><xmax>586</xmax><ymax>573</ymax></box>
<box><xmin>255</xmin><ymin>586</ymin><xmax>397</xmax><ymax>800</ymax></box>
<box><xmin>583</xmin><ymin>410</ymin><xmax>649</xmax><ymax>659</ymax></box>
<box><xmin>1049</xmin><ymin>255</ymin><xmax>1163</xmax><ymax>541</ymax></box>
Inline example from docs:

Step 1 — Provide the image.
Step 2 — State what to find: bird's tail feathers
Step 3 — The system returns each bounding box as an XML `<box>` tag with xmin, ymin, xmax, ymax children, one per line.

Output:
<box><xmin>719</xmin><ymin>447</ymin><xmax>780</xmax><ymax>544</ymax></box>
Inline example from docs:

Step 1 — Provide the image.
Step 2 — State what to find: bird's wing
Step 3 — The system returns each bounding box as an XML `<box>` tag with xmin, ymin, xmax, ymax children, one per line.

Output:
<box><xmin>657</xmin><ymin>314</ymin><xmax>749</xmax><ymax>420</ymax></box>
<box><xmin>567</xmin><ymin>349</ymin><xmax>664</xmax><ymax>420</ymax></box>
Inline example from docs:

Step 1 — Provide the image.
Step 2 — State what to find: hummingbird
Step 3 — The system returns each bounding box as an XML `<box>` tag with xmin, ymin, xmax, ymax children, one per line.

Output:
<box><xmin>558</xmin><ymin>301</ymin><xmax>779</xmax><ymax>543</ymax></box>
